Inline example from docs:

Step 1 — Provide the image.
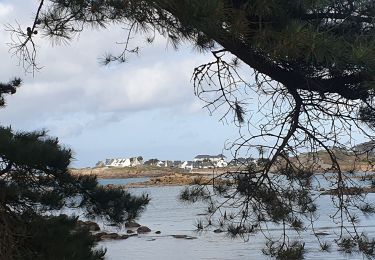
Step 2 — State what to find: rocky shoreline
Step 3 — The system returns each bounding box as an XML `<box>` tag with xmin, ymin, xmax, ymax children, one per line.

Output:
<box><xmin>125</xmin><ymin>173</ymin><xmax>219</xmax><ymax>188</ymax></box>
<box><xmin>101</xmin><ymin>173</ymin><xmax>230</xmax><ymax>189</ymax></box>
<box><xmin>69</xmin><ymin>167</ymin><xmax>184</xmax><ymax>179</ymax></box>
<box><xmin>71</xmin><ymin>166</ymin><xmax>375</xmax><ymax>194</ymax></box>
<box><xmin>76</xmin><ymin>219</ymin><xmax>197</xmax><ymax>242</ymax></box>
<box><xmin>70</xmin><ymin>166</ymin><xmax>234</xmax><ymax>179</ymax></box>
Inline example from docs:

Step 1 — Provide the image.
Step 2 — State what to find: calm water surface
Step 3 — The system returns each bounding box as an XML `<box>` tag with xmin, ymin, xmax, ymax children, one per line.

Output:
<box><xmin>97</xmin><ymin>179</ymin><xmax>374</xmax><ymax>260</ymax></box>
<box><xmin>99</xmin><ymin>178</ymin><xmax>149</xmax><ymax>186</ymax></box>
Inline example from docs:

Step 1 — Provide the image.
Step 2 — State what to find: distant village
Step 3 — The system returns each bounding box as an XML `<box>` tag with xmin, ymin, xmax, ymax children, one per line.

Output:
<box><xmin>95</xmin><ymin>154</ymin><xmax>258</xmax><ymax>171</ymax></box>
<box><xmin>94</xmin><ymin>141</ymin><xmax>375</xmax><ymax>171</ymax></box>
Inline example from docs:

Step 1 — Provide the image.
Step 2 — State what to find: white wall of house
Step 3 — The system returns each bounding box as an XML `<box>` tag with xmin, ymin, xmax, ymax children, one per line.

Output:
<box><xmin>108</xmin><ymin>158</ymin><xmax>130</xmax><ymax>167</ymax></box>
<box><xmin>156</xmin><ymin>161</ymin><xmax>167</xmax><ymax>167</ymax></box>
<box><xmin>215</xmin><ymin>159</ymin><xmax>228</xmax><ymax>168</ymax></box>
<box><xmin>180</xmin><ymin>161</ymin><xmax>188</xmax><ymax>169</ymax></box>
<box><xmin>185</xmin><ymin>161</ymin><xmax>194</xmax><ymax>170</ymax></box>
<box><xmin>193</xmin><ymin>155</ymin><xmax>227</xmax><ymax>167</ymax></box>
<box><xmin>105</xmin><ymin>157</ymin><xmax>143</xmax><ymax>167</ymax></box>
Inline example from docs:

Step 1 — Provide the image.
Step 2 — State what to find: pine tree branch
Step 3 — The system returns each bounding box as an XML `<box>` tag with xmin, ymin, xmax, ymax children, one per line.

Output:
<box><xmin>0</xmin><ymin>162</ymin><xmax>13</xmax><ymax>176</ymax></box>
<box><xmin>301</xmin><ymin>13</ymin><xmax>374</xmax><ymax>24</ymax></box>
<box><xmin>210</xmin><ymin>37</ymin><xmax>368</xmax><ymax>100</ymax></box>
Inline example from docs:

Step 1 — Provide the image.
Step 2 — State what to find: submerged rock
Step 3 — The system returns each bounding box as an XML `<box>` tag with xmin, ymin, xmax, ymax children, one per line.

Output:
<box><xmin>94</xmin><ymin>232</ymin><xmax>135</xmax><ymax>241</ymax></box>
<box><xmin>315</xmin><ymin>232</ymin><xmax>330</xmax><ymax>236</ymax></box>
<box><xmin>100</xmin><ymin>233</ymin><xmax>121</xmax><ymax>240</ymax></box>
<box><xmin>77</xmin><ymin>220</ymin><xmax>100</xmax><ymax>231</ymax></box>
<box><xmin>93</xmin><ymin>232</ymin><xmax>107</xmax><ymax>242</ymax></box>
<box><xmin>172</xmin><ymin>235</ymin><xmax>197</xmax><ymax>240</ymax></box>
<box><xmin>86</xmin><ymin>221</ymin><xmax>101</xmax><ymax>231</ymax></box>
<box><xmin>137</xmin><ymin>226</ymin><xmax>151</xmax><ymax>233</ymax></box>
<box><xmin>125</xmin><ymin>221</ymin><xmax>141</xmax><ymax>228</ymax></box>
<box><xmin>172</xmin><ymin>235</ymin><xmax>187</xmax><ymax>239</ymax></box>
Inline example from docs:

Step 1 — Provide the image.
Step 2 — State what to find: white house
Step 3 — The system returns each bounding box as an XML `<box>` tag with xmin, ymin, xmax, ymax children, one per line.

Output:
<box><xmin>194</xmin><ymin>154</ymin><xmax>226</xmax><ymax>162</ymax></box>
<box><xmin>229</xmin><ymin>157</ymin><xmax>257</xmax><ymax>167</ymax></box>
<box><xmin>156</xmin><ymin>160</ymin><xmax>167</xmax><ymax>167</ymax></box>
<box><xmin>105</xmin><ymin>157</ymin><xmax>143</xmax><ymax>167</ymax></box>
<box><xmin>215</xmin><ymin>159</ymin><xmax>228</xmax><ymax>168</ymax></box>
<box><xmin>180</xmin><ymin>161</ymin><xmax>188</xmax><ymax>169</ymax></box>
<box><xmin>193</xmin><ymin>154</ymin><xmax>227</xmax><ymax>167</ymax></box>
<box><xmin>180</xmin><ymin>161</ymin><xmax>194</xmax><ymax>170</ymax></box>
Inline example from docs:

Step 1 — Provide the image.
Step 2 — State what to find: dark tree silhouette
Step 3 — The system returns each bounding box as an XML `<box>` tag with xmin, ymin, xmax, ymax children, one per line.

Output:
<box><xmin>6</xmin><ymin>0</ymin><xmax>375</xmax><ymax>258</ymax></box>
<box><xmin>0</xmin><ymin>79</ymin><xmax>149</xmax><ymax>259</ymax></box>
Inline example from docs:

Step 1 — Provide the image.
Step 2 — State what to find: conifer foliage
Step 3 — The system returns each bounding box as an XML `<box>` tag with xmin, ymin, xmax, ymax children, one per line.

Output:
<box><xmin>0</xmin><ymin>81</ymin><xmax>149</xmax><ymax>259</ymax></box>
<box><xmin>6</xmin><ymin>0</ymin><xmax>375</xmax><ymax>258</ymax></box>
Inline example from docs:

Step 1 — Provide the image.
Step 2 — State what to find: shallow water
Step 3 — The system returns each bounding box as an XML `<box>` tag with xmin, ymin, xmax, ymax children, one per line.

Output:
<box><xmin>97</xmin><ymin>179</ymin><xmax>375</xmax><ymax>260</ymax></box>
<box><xmin>99</xmin><ymin>177</ymin><xmax>150</xmax><ymax>186</ymax></box>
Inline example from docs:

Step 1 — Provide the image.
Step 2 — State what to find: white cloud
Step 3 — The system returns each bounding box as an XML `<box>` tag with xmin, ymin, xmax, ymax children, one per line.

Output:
<box><xmin>0</xmin><ymin>3</ymin><xmax>13</xmax><ymax>17</ymax></box>
<box><xmin>1</xmin><ymin>12</ymin><xmax>210</xmax><ymax>137</ymax></box>
<box><xmin>0</xmin><ymin>1</ymin><xmax>237</xmax><ymax>167</ymax></box>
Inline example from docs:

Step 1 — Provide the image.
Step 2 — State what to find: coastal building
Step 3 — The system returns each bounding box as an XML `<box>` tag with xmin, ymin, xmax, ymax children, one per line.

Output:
<box><xmin>172</xmin><ymin>161</ymin><xmax>182</xmax><ymax>168</ymax></box>
<box><xmin>185</xmin><ymin>161</ymin><xmax>194</xmax><ymax>171</ymax></box>
<box><xmin>194</xmin><ymin>154</ymin><xmax>226</xmax><ymax>162</ymax></box>
<box><xmin>193</xmin><ymin>154</ymin><xmax>228</xmax><ymax>168</ymax></box>
<box><xmin>98</xmin><ymin>155</ymin><xmax>228</xmax><ymax>169</ymax></box>
<box><xmin>156</xmin><ymin>160</ymin><xmax>167</xmax><ymax>167</ymax></box>
<box><xmin>229</xmin><ymin>157</ymin><xmax>257</xmax><ymax>167</ymax></box>
<box><xmin>104</xmin><ymin>156</ymin><xmax>143</xmax><ymax>167</ymax></box>
<box><xmin>180</xmin><ymin>161</ymin><xmax>195</xmax><ymax>170</ymax></box>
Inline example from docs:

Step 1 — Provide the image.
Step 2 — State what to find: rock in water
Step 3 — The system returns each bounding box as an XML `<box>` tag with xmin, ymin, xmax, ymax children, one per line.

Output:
<box><xmin>172</xmin><ymin>235</ymin><xmax>198</xmax><ymax>240</ymax></box>
<box><xmin>76</xmin><ymin>220</ymin><xmax>100</xmax><ymax>231</ymax></box>
<box><xmin>172</xmin><ymin>235</ymin><xmax>187</xmax><ymax>239</ymax></box>
<box><xmin>100</xmin><ymin>233</ymin><xmax>121</xmax><ymax>240</ymax></box>
<box><xmin>125</xmin><ymin>221</ymin><xmax>141</xmax><ymax>228</ymax></box>
<box><xmin>137</xmin><ymin>226</ymin><xmax>151</xmax><ymax>233</ymax></box>
<box><xmin>85</xmin><ymin>221</ymin><xmax>100</xmax><ymax>231</ymax></box>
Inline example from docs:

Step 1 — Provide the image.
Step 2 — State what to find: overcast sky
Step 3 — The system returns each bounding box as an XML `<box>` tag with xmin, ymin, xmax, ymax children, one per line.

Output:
<box><xmin>0</xmin><ymin>1</ymin><xmax>243</xmax><ymax>167</ymax></box>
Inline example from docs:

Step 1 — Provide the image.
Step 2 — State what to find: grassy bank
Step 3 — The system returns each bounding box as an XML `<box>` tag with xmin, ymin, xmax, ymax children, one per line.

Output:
<box><xmin>69</xmin><ymin>166</ymin><xmax>187</xmax><ymax>179</ymax></box>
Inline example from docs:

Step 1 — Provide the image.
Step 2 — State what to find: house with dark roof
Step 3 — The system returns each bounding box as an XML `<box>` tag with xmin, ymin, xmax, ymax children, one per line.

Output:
<box><xmin>194</xmin><ymin>154</ymin><xmax>226</xmax><ymax>162</ymax></box>
<box><xmin>172</xmin><ymin>161</ymin><xmax>182</xmax><ymax>168</ymax></box>
<box><xmin>180</xmin><ymin>161</ymin><xmax>195</xmax><ymax>170</ymax></box>
<box><xmin>229</xmin><ymin>157</ymin><xmax>257</xmax><ymax>166</ymax></box>
<box><xmin>193</xmin><ymin>154</ymin><xmax>228</xmax><ymax>168</ymax></box>
<box><xmin>104</xmin><ymin>157</ymin><xmax>143</xmax><ymax>167</ymax></box>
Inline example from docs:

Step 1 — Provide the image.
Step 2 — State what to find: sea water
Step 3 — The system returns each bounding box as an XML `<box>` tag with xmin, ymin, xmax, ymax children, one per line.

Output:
<box><xmin>98</xmin><ymin>178</ymin><xmax>375</xmax><ymax>260</ymax></box>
